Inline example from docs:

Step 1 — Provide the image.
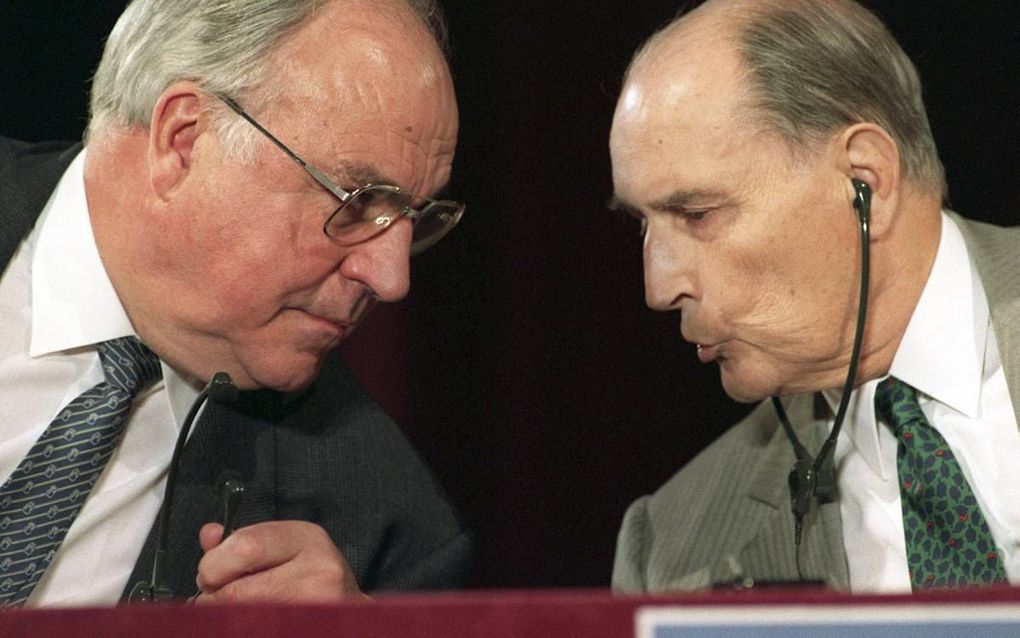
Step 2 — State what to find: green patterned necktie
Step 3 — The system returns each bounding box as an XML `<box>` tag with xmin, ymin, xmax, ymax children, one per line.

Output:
<box><xmin>874</xmin><ymin>376</ymin><xmax>1007</xmax><ymax>588</ymax></box>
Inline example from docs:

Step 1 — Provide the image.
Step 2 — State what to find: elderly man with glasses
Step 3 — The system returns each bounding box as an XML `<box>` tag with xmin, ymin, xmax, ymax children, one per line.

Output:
<box><xmin>0</xmin><ymin>0</ymin><xmax>468</xmax><ymax>606</ymax></box>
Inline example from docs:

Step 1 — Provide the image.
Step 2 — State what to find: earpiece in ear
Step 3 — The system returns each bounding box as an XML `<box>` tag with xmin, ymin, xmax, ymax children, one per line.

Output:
<box><xmin>851</xmin><ymin>178</ymin><xmax>871</xmax><ymax>223</ymax></box>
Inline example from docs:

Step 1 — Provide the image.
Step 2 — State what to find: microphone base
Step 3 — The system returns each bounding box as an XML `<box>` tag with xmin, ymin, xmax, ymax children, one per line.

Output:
<box><xmin>714</xmin><ymin>577</ymin><xmax>828</xmax><ymax>591</ymax></box>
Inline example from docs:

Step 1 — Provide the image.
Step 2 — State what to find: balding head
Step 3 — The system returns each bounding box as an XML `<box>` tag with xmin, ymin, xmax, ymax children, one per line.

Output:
<box><xmin>609</xmin><ymin>0</ymin><xmax>944</xmax><ymax>401</ymax></box>
<box><xmin>85</xmin><ymin>0</ymin><xmax>459</xmax><ymax>391</ymax></box>
<box><xmin>620</xmin><ymin>0</ymin><xmax>945</xmax><ymax>199</ymax></box>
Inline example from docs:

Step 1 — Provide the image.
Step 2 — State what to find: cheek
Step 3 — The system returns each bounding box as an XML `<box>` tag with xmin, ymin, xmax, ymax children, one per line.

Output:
<box><xmin>714</xmin><ymin>229</ymin><xmax>822</xmax><ymax>335</ymax></box>
<box><xmin>732</xmin><ymin>231</ymin><xmax>858</xmax><ymax>356</ymax></box>
<box><xmin>174</xmin><ymin>223</ymin><xmax>304</xmax><ymax>322</ymax></box>
<box><xmin>707</xmin><ymin>236</ymin><xmax>783</xmax><ymax>327</ymax></box>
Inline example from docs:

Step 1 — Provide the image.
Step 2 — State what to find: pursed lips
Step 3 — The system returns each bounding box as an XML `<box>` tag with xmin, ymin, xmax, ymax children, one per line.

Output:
<box><xmin>695</xmin><ymin>342</ymin><xmax>720</xmax><ymax>363</ymax></box>
<box><xmin>683</xmin><ymin>325</ymin><xmax>723</xmax><ymax>363</ymax></box>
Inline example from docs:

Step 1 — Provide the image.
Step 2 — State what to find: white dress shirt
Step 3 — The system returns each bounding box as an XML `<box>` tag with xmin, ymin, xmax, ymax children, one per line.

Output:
<box><xmin>0</xmin><ymin>149</ymin><xmax>201</xmax><ymax>607</ymax></box>
<box><xmin>828</xmin><ymin>212</ymin><xmax>1020</xmax><ymax>592</ymax></box>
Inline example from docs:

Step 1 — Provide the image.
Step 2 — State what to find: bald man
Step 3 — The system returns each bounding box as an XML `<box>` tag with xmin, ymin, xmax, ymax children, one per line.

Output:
<box><xmin>609</xmin><ymin>0</ymin><xmax>1020</xmax><ymax>593</ymax></box>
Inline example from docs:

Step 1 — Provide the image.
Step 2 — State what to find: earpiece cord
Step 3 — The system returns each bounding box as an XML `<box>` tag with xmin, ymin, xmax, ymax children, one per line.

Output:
<box><xmin>814</xmin><ymin>211</ymin><xmax>870</xmax><ymax>477</ymax></box>
<box><xmin>772</xmin><ymin>182</ymin><xmax>871</xmax><ymax>563</ymax></box>
<box><xmin>772</xmin><ymin>394</ymin><xmax>811</xmax><ymax>549</ymax></box>
<box><xmin>796</xmin><ymin>541</ymin><xmax>806</xmax><ymax>581</ymax></box>
<box><xmin>772</xmin><ymin>397</ymin><xmax>807</xmax><ymax>462</ymax></box>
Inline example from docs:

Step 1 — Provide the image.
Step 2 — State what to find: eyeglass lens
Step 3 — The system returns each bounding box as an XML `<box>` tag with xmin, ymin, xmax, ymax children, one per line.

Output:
<box><xmin>326</xmin><ymin>185</ymin><xmax>462</xmax><ymax>254</ymax></box>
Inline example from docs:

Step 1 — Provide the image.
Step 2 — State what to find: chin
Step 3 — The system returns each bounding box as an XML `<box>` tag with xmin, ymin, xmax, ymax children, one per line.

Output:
<box><xmin>718</xmin><ymin>361</ymin><xmax>778</xmax><ymax>404</ymax></box>
<box><xmin>238</xmin><ymin>350</ymin><xmax>327</xmax><ymax>393</ymax></box>
<box><xmin>264</xmin><ymin>367</ymin><xmax>323</xmax><ymax>393</ymax></box>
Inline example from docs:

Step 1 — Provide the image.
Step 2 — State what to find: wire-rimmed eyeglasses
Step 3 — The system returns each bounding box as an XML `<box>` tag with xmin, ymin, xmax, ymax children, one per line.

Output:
<box><xmin>216</xmin><ymin>94</ymin><xmax>465</xmax><ymax>255</ymax></box>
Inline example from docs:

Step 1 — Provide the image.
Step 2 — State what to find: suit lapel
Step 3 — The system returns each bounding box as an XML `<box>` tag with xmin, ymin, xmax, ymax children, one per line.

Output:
<box><xmin>953</xmin><ymin>213</ymin><xmax>1020</xmax><ymax>429</ymax></box>
<box><xmin>0</xmin><ymin>141</ymin><xmax>80</xmax><ymax>269</ymax></box>
<box><xmin>737</xmin><ymin>393</ymin><xmax>849</xmax><ymax>588</ymax></box>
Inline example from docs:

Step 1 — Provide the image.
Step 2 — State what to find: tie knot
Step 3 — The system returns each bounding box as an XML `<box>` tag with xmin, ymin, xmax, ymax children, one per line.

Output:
<box><xmin>874</xmin><ymin>376</ymin><xmax>926</xmax><ymax>437</ymax></box>
<box><xmin>97</xmin><ymin>337</ymin><xmax>162</xmax><ymax>395</ymax></box>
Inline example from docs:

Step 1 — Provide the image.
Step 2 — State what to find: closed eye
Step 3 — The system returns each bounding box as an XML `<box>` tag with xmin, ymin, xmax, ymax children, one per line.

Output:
<box><xmin>650</xmin><ymin>187</ymin><xmax>723</xmax><ymax>225</ymax></box>
<box><xmin>661</xmin><ymin>204</ymin><xmax>713</xmax><ymax>223</ymax></box>
<box><xmin>677</xmin><ymin>209</ymin><xmax>710</xmax><ymax>221</ymax></box>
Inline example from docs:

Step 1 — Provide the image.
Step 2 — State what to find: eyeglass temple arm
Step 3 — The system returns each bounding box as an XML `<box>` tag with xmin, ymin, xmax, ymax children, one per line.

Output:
<box><xmin>215</xmin><ymin>94</ymin><xmax>353</xmax><ymax>203</ymax></box>
<box><xmin>215</xmin><ymin>94</ymin><xmax>461</xmax><ymax>215</ymax></box>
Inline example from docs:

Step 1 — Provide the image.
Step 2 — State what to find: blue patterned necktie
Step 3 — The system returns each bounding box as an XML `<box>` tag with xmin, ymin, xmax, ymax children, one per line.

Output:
<box><xmin>0</xmin><ymin>337</ymin><xmax>161</xmax><ymax>606</ymax></box>
<box><xmin>874</xmin><ymin>377</ymin><xmax>1007</xmax><ymax>588</ymax></box>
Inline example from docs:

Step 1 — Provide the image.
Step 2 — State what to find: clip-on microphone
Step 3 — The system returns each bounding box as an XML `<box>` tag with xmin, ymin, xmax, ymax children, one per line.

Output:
<box><xmin>773</xmin><ymin>178</ymin><xmax>871</xmax><ymax>549</ymax></box>
<box><xmin>129</xmin><ymin>372</ymin><xmax>238</xmax><ymax>602</ymax></box>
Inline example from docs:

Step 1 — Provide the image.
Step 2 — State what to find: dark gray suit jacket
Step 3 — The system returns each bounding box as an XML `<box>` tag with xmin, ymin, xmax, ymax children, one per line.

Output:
<box><xmin>0</xmin><ymin>138</ymin><xmax>471</xmax><ymax>600</ymax></box>
<box><xmin>613</xmin><ymin>213</ymin><xmax>1020</xmax><ymax>592</ymax></box>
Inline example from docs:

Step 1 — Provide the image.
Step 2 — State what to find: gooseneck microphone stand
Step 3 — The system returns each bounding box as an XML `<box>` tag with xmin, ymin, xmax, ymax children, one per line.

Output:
<box><xmin>129</xmin><ymin>372</ymin><xmax>238</xmax><ymax>602</ymax></box>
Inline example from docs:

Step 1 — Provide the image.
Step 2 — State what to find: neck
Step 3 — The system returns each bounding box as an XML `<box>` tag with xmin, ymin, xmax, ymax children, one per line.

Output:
<box><xmin>852</xmin><ymin>196</ymin><xmax>942</xmax><ymax>386</ymax></box>
<box><xmin>84</xmin><ymin>129</ymin><xmax>168</xmax><ymax>354</ymax></box>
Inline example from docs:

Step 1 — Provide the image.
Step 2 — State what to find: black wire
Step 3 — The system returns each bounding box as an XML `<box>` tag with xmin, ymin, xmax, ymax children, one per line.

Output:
<box><xmin>149</xmin><ymin>386</ymin><xmax>209</xmax><ymax>598</ymax></box>
<box><xmin>814</xmin><ymin>211</ymin><xmax>870</xmax><ymax>477</ymax></box>
<box><xmin>796</xmin><ymin>541</ymin><xmax>805</xmax><ymax>581</ymax></box>
<box><xmin>774</xmin><ymin>194</ymin><xmax>871</xmax><ymax>565</ymax></box>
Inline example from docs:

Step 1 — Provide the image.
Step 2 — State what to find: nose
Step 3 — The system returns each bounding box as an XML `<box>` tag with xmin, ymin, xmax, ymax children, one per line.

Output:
<box><xmin>643</xmin><ymin>220</ymin><xmax>691</xmax><ymax>312</ymax></box>
<box><xmin>339</xmin><ymin>218</ymin><xmax>413</xmax><ymax>302</ymax></box>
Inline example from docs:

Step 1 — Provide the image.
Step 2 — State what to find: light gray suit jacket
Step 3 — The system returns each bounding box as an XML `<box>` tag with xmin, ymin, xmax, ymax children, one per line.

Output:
<box><xmin>612</xmin><ymin>214</ymin><xmax>1020</xmax><ymax>592</ymax></box>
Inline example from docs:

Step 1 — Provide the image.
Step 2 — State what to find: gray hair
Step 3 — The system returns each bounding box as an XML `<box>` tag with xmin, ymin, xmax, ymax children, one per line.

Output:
<box><xmin>735</xmin><ymin>0</ymin><xmax>946</xmax><ymax>198</ymax></box>
<box><xmin>87</xmin><ymin>0</ymin><xmax>448</xmax><ymax>158</ymax></box>
<box><xmin>630</xmin><ymin>0</ymin><xmax>947</xmax><ymax>199</ymax></box>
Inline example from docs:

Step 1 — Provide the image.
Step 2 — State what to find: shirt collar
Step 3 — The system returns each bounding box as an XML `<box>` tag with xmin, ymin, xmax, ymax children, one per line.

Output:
<box><xmin>30</xmin><ymin>149</ymin><xmax>135</xmax><ymax>356</ymax></box>
<box><xmin>28</xmin><ymin>148</ymin><xmax>204</xmax><ymax>424</ymax></box>
<box><xmin>889</xmin><ymin>213</ymin><xmax>986</xmax><ymax>418</ymax></box>
<box><xmin>826</xmin><ymin>213</ymin><xmax>988</xmax><ymax>475</ymax></box>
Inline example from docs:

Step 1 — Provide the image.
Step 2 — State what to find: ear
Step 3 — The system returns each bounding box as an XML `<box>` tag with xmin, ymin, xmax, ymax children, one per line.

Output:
<box><xmin>838</xmin><ymin>123</ymin><xmax>900</xmax><ymax>239</ymax></box>
<box><xmin>147</xmin><ymin>81</ymin><xmax>208</xmax><ymax>200</ymax></box>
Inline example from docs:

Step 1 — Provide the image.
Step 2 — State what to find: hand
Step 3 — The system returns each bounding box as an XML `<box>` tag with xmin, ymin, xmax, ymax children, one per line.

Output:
<box><xmin>194</xmin><ymin>520</ymin><xmax>369</xmax><ymax>604</ymax></box>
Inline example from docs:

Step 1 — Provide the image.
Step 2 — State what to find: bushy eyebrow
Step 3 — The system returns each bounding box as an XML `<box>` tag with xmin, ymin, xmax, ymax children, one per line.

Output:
<box><xmin>330</xmin><ymin>160</ymin><xmax>391</xmax><ymax>187</ymax></box>
<box><xmin>610</xmin><ymin>188</ymin><xmax>725</xmax><ymax>214</ymax></box>
<box><xmin>331</xmin><ymin>160</ymin><xmax>450</xmax><ymax>198</ymax></box>
<box><xmin>649</xmin><ymin>189</ymin><xmax>703</xmax><ymax>210</ymax></box>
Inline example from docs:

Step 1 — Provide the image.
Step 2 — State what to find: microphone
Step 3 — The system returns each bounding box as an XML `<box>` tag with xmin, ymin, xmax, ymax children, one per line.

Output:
<box><xmin>129</xmin><ymin>372</ymin><xmax>238</xmax><ymax>602</ymax></box>
<box><xmin>215</xmin><ymin>470</ymin><xmax>245</xmax><ymax>542</ymax></box>
<box><xmin>208</xmin><ymin>372</ymin><xmax>239</xmax><ymax>405</ymax></box>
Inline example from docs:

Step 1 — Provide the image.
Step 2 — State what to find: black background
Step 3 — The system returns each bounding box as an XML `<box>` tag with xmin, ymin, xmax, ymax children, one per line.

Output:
<box><xmin>2</xmin><ymin>1</ymin><xmax>1017</xmax><ymax>588</ymax></box>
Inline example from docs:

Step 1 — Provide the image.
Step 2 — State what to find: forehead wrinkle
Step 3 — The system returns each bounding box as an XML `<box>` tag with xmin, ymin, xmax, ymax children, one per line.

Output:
<box><xmin>387</xmin><ymin>126</ymin><xmax>455</xmax><ymax>195</ymax></box>
<box><xmin>251</xmin><ymin>1</ymin><xmax>456</xmax><ymax>205</ymax></box>
<box><xmin>423</xmin><ymin>154</ymin><xmax>452</xmax><ymax>194</ymax></box>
